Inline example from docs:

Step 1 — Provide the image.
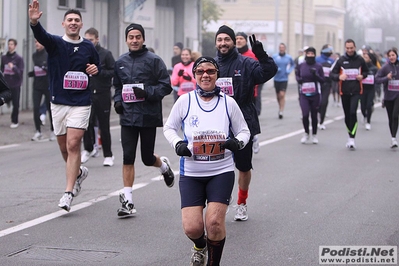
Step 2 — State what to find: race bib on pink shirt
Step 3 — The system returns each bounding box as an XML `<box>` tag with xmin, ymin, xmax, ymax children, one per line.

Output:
<box><xmin>63</xmin><ymin>71</ymin><xmax>88</xmax><ymax>90</ymax></box>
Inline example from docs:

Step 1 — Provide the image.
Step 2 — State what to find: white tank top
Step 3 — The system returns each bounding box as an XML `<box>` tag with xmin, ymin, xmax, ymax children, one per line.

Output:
<box><xmin>180</xmin><ymin>91</ymin><xmax>235</xmax><ymax>177</ymax></box>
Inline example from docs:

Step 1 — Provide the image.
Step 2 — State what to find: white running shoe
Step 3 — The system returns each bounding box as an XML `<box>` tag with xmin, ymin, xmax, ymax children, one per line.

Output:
<box><xmin>312</xmin><ymin>135</ymin><xmax>318</xmax><ymax>144</ymax></box>
<box><xmin>81</xmin><ymin>148</ymin><xmax>98</xmax><ymax>164</ymax></box>
<box><xmin>234</xmin><ymin>204</ymin><xmax>248</xmax><ymax>221</ymax></box>
<box><xmin>346</xmin><ymin>138</ymin><xmax>356</xmax><ymax>150</ymax></box>
<box><xmin>391</xmin><ymin>139</ymin><xmax>398</xmax><ymax>149</ymax></box>
<box><xmin>10</xmin><ymin>123</ymin><xmax>19</xmax><ymax>129</ymax></box>
<box><xmin>190</xmin><ymin>246</ymin><xmax>207</xmax><ymax>266</ymax></box>
<box><xmin>40</xmin><ymin>114</ymin><xmax>46</xmax><ymax>125</ymax></box>
<box><xmin>365</xmin><ymin>123</ymin><xmax>371</xmax><ymax>131</ymax></box>
<box><xmin>103</xmin><ymin>156</ymin><xmax>114</xmax><ymax>167</ymax></box>
<box><xmin>49</xmin><ymin>131</ymin><xmax>56</xmax><ymax>141</ymax></box>
<box><xmin>318</xmin><ymin>124</ymin><xmax>326</xmax><ymax>130</ymax></box>
<box><xmin>58</xmin><ymin>193</ymin><xmax>73</xmax><ymax>212</ymax></box>
<box><xmin>301</xmin><ymin>134</ymin><xmax>309</xmax><ymax>144</ymax></box>
<box><xmin>72</xmin><ymin>166</ymin><xmax>89</xmax><ymax>197</ymax></box>
<box><xmin>31</xmin><ymin>131</ymin><xmax>42</xmax><ymax>141</ymax></box>
<box><xmin>252</xmin><ymin>135</ymin><xmax>260</xmax><ymax>154</ymax></box>
<box><xmin>117</xmin><ymin>192</ymin><xmax>136</xmax><ymax>217</ymax></box>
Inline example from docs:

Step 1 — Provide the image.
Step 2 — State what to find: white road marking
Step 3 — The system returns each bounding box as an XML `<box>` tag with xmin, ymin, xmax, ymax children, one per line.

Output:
<box><xmin>0</xmin><ymin>102</ymin><xmax>382</xmax><ymax>237</ymax></box>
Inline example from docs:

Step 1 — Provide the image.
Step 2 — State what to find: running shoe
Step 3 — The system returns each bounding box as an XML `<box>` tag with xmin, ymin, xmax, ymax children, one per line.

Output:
<box><xmin>190</xmin><ymin>246</ymin><xmax>207</xmax><ymax>266</ymax></box>
<box><xmin>49</xmin><ymin>131</ymin><xmax>56</xmax><ymax>141</ymax></box>
<box><xmin>58</xmin><ymin>193</ymin><xmax>73</xmax><ymax>212</ymax></box>
<box><xmin>40</xmin><ymin>114</ymin><xmax>46</xmax><ymax>125</ymax></box>
<box><xmin>346</xmin><ymin>138</ymin><xmax>356</xmax><ymax>150</ymax></box>
<box><xmin>160</xmin><ymin>156</ymin><xmax>175</xmax><ymax>188</ymax></box>
<box><xmin>318</xmin><ymin>123</ymin><xmax>326</xmax><ymax>130</ymax></box>
<box><xmin>365</xmin><ymin>123</ymin><xmax>371</xmax><ymax>131</ymax></box>
<box><xmin>10</xmin><ymin>123</ymin><xmax>19</xmax><ymax>129</ymax></box>
<box><xmin>278</xmin><ymin>111</ymin><xmax>283</xmax><ymax>119</ymax></box>
<box><xmin>301</xmin><ymin>134</ymin><xmax>309</xmax><ymax>144</ymax></box>
<box><xmin>252</xmin><ymin>135</ymin><xmax>260</xmax><ymax>154</ymax></box>
<box><xmin>117</xmin><ymin>192</ymin><xmax>136</xmax><ymax>217</ymax></box>
<box><xmin>312</xmin><ymin>135</ymin><xmax>318</xmax><ymax>144</ymax></box>
<box><xmin>72</xmin><ymin>166</ymin><xmax>89</xmax><ymax>197</ymax></box>
<box><xmin>81</xmin><ymin>148</ymin><xmax>99</xmax><ymax>164</ymax></box>
<box><xmin>391</xmin><ymin>139</ymin><xmax>398</xmax><ymax>149</ymax></box>
<box><xmin>234</xmin><ymin>204</ymin><xmax>248</xmax><ymax>221</ymax></box>
<box><xmin>103</xmin><ymin>156</ymin><xmax>114</xmax><ymax>167</ymax></box>
<box><xmin>31</xmin><ymin>131</ymin><xmax>42</xmax><ymax>141</ymax></box>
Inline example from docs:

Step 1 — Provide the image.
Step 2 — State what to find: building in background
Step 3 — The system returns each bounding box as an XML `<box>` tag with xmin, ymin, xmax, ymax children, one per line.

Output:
<box><xmin>208</xmin><ymin>0</ymin><xmax>345</xmax><ymax>57</ymax></box>
<box><xmin>0</xmin><ymin>0</ymin><xmax>201</xmax><ymax>111</ymax></box>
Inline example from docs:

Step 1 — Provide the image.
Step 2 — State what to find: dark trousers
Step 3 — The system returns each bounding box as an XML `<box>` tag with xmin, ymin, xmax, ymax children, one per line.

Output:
<box><xmin>341</xmin><ymin>94</ymin><xmax>361</xmax><ymax>138</ymax></box>
<box><xmin>360</xmin><ymin>87</ymin><xmax>375</xmax><ymax>124</ymax></box>
<box><xmin>384</xmin><ymin>97</ymin><xmax>399</xmax><ymax>138</ymax></box>
<box><xmin>319</xmin><ymin>82</ymin><xmax>331</xmax><ymax>124</ymax></box>
<box><xmin>121</xmin><ymin>126</ymin><xmax>156</xmax><ymax>165</ymax></box>
<box><xmin>254</xmin><ymin>83</ymin><xmax>264</xmax><ymax>116</ymax></box>
<box><xmin>33</xmin><ymin>88</ymin><xmax>53</xmax><ymax>132</ymax></box>
<box><xmin>10</xmin><ymin>86</ymin><xmax>20</xmax><ymax>124</ymax></box>
<box><xmin>83</xmin><ymin>92</ymin><xmax>113</xmax><ymax>157</ymax></box>
<box><xmin>300</xmin><ymin>94</ymin><xmax>320</xmax><ymax>135</ymax></box>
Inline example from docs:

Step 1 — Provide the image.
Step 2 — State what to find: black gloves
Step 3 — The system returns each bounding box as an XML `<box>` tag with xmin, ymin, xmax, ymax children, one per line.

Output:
<box><xmin>178</xmin><ymin>69</ymin><xmax>184</xmax><ymax>76</ymax></box>
<box><xmin>175</xmin><ymin>141</ymin><xmax>192</xmax><ymax>157</ymax></box>
<box><xmin>182</xmin><ymin>75</ymin><xmax>192</xmax><ymax>81</ymax></box>
<box><xmin>114</xmin><ymin>102</ymin><xmax>124</xmax><ymax>114</ymax></box>
<box><xmin>221</xmin><ymin>138</ymin><xmax>243</xmax><ymax>152</ymax></box>
<box><xmin>133</xmin><ymin>87</ymin><xmax>147</xmax><ymax>99</ymax></box>
<box><xmin>249</xmin><ymin>34</ymin><xmax>268</xmax><ymax>60</ymax></box>
<box><xmin>310</xmin><ymin>68</ymin><xmax>317</xmax><ymax>75</ymax></box>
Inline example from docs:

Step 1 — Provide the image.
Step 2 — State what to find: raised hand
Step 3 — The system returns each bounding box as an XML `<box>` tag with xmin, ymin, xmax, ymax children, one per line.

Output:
<box><xmin>29</xmin><ymin>0</ymin><xmax>43</xmax><ymax>24</ymax></box>
<box><xmin>249</xmin><ymin>34</ymin><xmax>267</xmax><ymax>60</ymax></box>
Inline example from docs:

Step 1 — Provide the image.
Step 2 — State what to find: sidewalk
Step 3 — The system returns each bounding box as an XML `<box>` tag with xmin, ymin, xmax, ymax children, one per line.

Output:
<box><xmin>0</xmin><ymin>108</ymin><xmax>54</xmax><ymax>146</ymax></box>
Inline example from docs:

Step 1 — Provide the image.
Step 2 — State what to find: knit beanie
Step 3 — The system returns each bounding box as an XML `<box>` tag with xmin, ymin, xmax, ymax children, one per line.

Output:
<box><xmin>125</xmin><ymin>23</ymin><xmax>145</xmax><ymax>40</ymax></box>
<box><xmin>216</xmin><ymin>25</ymin><xmax>236</xmax><ymax>45</ymax></box>
<box><xmin>305</xmin><ymin>47</ymin><xmax>316</xmax><ymax>54</ymax></box>
<box><xmin>236</xmin><ymin>32</ymin><xmax>248</xmax><ymax>41</ymax></box>
<box><xmin>174</xmin><ymin>42</ymin><xmax>183</xmax><ymax>50</ymax></box>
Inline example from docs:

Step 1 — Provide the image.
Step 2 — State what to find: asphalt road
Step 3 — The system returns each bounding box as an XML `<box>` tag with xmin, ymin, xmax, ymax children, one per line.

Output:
<box><xmin>0</xmin><ymin>84</ymin><xmax>398</xmax><ymax>266</ymax></box>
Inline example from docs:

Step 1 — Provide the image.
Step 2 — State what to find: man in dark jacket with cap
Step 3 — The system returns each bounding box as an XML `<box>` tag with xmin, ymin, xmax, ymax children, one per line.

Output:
<box><xmin>113</xmin><ymin>23</ymin><xmax>175</xmax><ymax>217</ymax></box>
<box><xmin>215</xmin><ymin>25</ymin><xmax>277</xmax><ymax>221</ymax></box>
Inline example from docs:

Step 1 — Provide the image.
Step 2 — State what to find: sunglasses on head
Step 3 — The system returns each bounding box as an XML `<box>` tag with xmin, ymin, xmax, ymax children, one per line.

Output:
<box><xmin>194</xmin><ymin>69</ymin><xmax>218</xmax><ymax>76</ymax></box>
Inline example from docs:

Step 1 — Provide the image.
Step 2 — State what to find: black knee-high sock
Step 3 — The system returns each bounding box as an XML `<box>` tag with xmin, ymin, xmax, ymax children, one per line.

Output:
<box><xmin>188</xmin><ymin>231</ymin><xmax>206</xmax><ymax>249</ymax></box>
<box><xmin>207</xmin><ymin>237</ymin><xmax>226</xmax><ymax>266</ymax></box>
